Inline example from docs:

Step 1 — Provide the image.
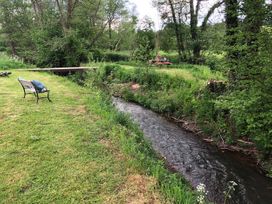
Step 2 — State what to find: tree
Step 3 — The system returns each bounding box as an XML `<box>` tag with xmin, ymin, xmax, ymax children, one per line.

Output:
<box><xmin>0</xmin><ymin>0</ymin><xmax>132</xmax><ymax>66</ymax></box>
<box><xmin>104</xmin><ymin>0</ymin><xmax>127</xmax><ymax>49</ymax></box>
<box><xmin>133</xmin><ymin>17</ymin><xmax>156</xmax><ymax>62</ymax></box>
<box><xmin>189</xmin><ymin>0</ymin><xmax>224</xmax><ymax>62</ymax></box>
<box><xmin>225</xmin><ymin>0</ymin><xmax>239</xmax><ymax>84</ymax></box>
<box><xmin>157</xmin><ymin>23</ymin><xmax>179</xmax><ymax>51</ymax></box>
<box><xmin>154</xmin><ymin>0</ymin><xmax>188</xmax><ymax>61</ymax></box>
<box><xmin>221</xmin><ymin>0</ymin><xmax>272</xmax><ymax>155</ymax></box>
<box><xmin>114</xmin><ymin>15</ymin><xmax>138</xmax><ymax>51</ymax></box>
<box><xmin>154</xmin><ymin>0</ymin><xmax>224</xmax><ymax>63</ymax></box>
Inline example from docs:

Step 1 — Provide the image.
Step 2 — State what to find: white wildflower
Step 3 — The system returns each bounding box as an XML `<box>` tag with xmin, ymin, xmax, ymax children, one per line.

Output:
<box><xmin>229</xmin><ymin>181</ymin><xmax>238</xmax><ymax>186</ymax></box>
<box><xmin>196</xmin><ymin>183</ymin><xmax>208</xmax><ymax>204</ymax></box>
<box><xmin>224</xmin><ymin>180</ymin><xmax>238</xmax><ymax>204</ymax></box>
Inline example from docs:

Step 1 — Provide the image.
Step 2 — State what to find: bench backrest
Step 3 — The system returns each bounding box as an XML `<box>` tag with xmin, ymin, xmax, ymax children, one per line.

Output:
<box><xmin>18</xmin><ymin>78</ymin><xmax>36</xmax><ymax>93</ymax></box>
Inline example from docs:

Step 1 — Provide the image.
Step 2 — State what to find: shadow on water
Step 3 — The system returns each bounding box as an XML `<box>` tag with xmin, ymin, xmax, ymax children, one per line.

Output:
<box><xmin>113</xmin><ymin>97</ymin><xmax>272</xmax><ymax>204</ymax></box>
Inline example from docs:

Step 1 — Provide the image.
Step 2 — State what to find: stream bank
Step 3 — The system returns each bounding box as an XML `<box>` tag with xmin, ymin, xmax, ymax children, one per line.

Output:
<box><xmin>113</xmin><ymin>97</ymin><xmax>272</xmax><ymax>204</ymax></box>
<box><xmin>97</xmin><ymin>64</ymin><xmax>271</xmax><ymax>176</ymax></box>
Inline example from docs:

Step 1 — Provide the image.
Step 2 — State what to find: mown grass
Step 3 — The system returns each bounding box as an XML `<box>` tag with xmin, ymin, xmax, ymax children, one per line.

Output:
<box><xmin>0</xmin><ymin>53</ymin><xmax>31</xmax><ymax>70</ymax></box>
<box><xmin>0</xmin><ymin>71</ymin><xmax>196</xmax><ymax>203</ymax></box>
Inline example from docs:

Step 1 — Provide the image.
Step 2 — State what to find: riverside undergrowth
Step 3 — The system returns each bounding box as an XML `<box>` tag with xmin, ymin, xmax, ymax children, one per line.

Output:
<box><xmin>90</xmin><ymin>63</ymin><xmax>226</xmax><ymax>139</ymax></box>
<box><xmin>85</xmin><ymin>63</ymin><xmax>272</xmax><ymax>177</ymax></box>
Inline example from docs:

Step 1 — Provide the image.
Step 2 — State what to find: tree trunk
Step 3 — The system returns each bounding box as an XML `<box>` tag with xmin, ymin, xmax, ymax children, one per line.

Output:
<box><xmin>190</xmin><ymin>0</ymin><xmax>200</xmax><ymax>63</ymax></box>
<box><xmin>168</xmin><ymin>0</ymin><xmax>185</xmax><ymax>61</ymax></box>
<box><xmin>56</xmin><ymin>0</ymin><xmax>78</xmax><ymax>31</ymax></box>
<box><xmin>31</xmin><ymin>0</ymin><xmax>44</xmax><ymax>25</ymax></box>
<box><xmin>190</xmin><ymin>0</ymin><xmax>223</xmax><ymax>63</ymax></box>
<box><xmin>55</xmin><ymin>0</ymin><xmax>66</xmax><ymax>31</ymax></box>
<box><xmin>225</xmin><ymin>0</ymin><xmax>239</xmax><ymax>84</ymax></box>
<box><xmin>10</xmin><ymin>41</ymin><xmax>17</xmax><ymax>56</ymax></box>
<box><xmin>109</xmin><ymin>20</ymin><xmax>113</xmax><ymax>50</ymax></box>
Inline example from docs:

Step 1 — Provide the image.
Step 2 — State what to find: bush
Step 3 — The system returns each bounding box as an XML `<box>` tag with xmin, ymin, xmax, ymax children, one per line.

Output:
<box><xmin>88</xmin><ymin>49</ymin><xmax>104</xmax><ymax>62</ymax></box>
<box><xmin>204</xmin><ymin>52</ymin><xmax>226</xmax><ymax>71</ymax></box>
<box><xmin>0</xmin><ymin>53</ymin><xmax>30</xmax><ymax>70</ymax></box>
<box><xmin>103</xmin><ymin>51</ymin><xmax>130</xmax><ymax>62</ymax></box>
<box><xmin>99</xmin><ymin>64</ymin><xmax>121</xmax><ymax>82</ymax></box>
<box><xmin>33</xmin><ymin>29</ymin><xmax>86</xmax><ymax>67</ymax></box>
<box><xmin>88</xmin><ymin>50</ymin><xmax>130</xmax><ymax>62</ymax></box>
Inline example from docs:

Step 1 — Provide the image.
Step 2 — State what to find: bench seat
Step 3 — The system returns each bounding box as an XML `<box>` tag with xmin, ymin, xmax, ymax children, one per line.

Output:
<box><xmin>18</xmin><ymin>78</ymin><xmax>52</xmax><ymax>103</ymax></box>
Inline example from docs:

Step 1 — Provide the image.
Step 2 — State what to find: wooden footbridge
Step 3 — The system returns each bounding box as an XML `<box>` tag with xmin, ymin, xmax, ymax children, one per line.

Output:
<box><xmin>18</xmin><ymin>67</ymin><xmax>96</xmax><ymax>74</ymax></box>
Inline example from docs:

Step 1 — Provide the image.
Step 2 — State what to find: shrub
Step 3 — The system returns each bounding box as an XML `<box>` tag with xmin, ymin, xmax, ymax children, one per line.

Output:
<box><xmin>0</xmin><ymin>53</ymin><xmax>30</xmax><ymax>70</ymax></box>
<box><xmin>103</xmin><ymin>51</ymin><xmax>130</xmax><ymax>62</ymax></box>
<box><xmin>34</xmin><ymin>30</ymin><xmax>86</xmax><ymax>67</ymax></box>
<box><xmin>88</xmin><ymin>49</ymin><xmax>104</xmax><ymax>62</ymax></box>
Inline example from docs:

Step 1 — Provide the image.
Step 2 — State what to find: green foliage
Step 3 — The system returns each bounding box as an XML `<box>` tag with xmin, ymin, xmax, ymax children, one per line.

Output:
<box><xmin>88</xmin><ymin>49</ymin><xmax>104</xmax><ymax>62</ymax></box>
<box><xmin>0</xmin><ymin>0</ymin><xmax>137</xmax><ymax>67</ymax></box>
<box><xmin>204</xmin><ymin>52</ymin><xmax>226</xmax><ymax>71</ymax></box>
<box><xmin>95</xmin><ymin>64</ymin><xmax>223</xmax><ymax>126</ymax></box>
<box><xmin>216</xmin><ymin>89</ymin><xmax>272</xmax><ymax>154</ymax></box>
<box><xmin>33</xmin><ymin>30</ymin><xmax>86</xmax><ymax>67</ymax></box>
<box><xmin>202</xmin><ymin>23</ymin><xmax>226</xmax><ymax>52</ymax></box>
<box><xmin>0</xmin><ymin>53</ymin><xmax>30</xmax><ymax>70</ymax></box>
<box><xmin>103</xmin><ymin>64</ymin><xmax>121</xmax><ymax>78</ymax></box>
<box><xmin>89</xmin><ymin>50</ymin><xmax>130</xmax><ymax>62</ymax></box>
<box><xmin>0</xmin><ymin>35</ymin><xmax>6</xmax><ymax>52</ymax></box>
<box><xmin>133</xmin><ymin>29</ymin><xmax>156</xmax><ymax>62</ymax></box>
<box><xmin>157</xmin><ymin>23</ymin><xmax>180</xmax><ymax>52</ymax></box>
<box><xmin>218</xmin><ymin>26</ymin><xmax>272</xmax><ymax>154</ymax></box>
<box><xmin>103</xmin><ymin>51</ymin><xmax>130</xmax><ymax>62</ymax></box>
<box><xmin>160</xmin><ymin>52</ymin><xmax>180</xmax><ymax>64</ymax></box>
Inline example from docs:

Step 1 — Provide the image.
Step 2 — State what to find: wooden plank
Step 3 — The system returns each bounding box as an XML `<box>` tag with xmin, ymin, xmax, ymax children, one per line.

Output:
<box><xmin>19</xmin><ymin>67</ymin><xmax>96</xmax><ymax>73</ymax></box>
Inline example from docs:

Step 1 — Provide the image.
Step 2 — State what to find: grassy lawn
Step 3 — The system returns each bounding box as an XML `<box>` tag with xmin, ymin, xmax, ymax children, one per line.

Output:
<box><xmin>0</xmin><ymin>71</ymin><xmax>174</xmax><ymax>203</ymax></box>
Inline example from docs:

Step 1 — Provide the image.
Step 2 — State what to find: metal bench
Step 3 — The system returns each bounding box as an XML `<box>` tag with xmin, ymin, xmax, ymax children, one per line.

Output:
<box><xmin>18</xmin><ymin>78</ymin><xmax>52</xmax><ymax>103</ymax></box>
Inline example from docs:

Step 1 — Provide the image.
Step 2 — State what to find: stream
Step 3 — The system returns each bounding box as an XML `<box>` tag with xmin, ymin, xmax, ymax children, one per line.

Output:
<box><xmin>113</xmin><ymin>97</ymin><xmax>272</xmax><ymax>204</ymax></box>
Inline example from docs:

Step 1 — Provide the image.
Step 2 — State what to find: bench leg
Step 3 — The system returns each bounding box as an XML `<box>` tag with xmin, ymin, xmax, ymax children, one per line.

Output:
<box><xmin>47</xmin><ymin>91</ymin><xmax>52</xmax><ymax>102</ymax></box>
<box><xmin>23</xmin><ymin>89</ymin><xmax>26</xmax><ymax>98</ymax></box>
<box><xmin>36</xmin><ymin>92</ymin><xmax>39</xmax><ymax>104</ymax></box>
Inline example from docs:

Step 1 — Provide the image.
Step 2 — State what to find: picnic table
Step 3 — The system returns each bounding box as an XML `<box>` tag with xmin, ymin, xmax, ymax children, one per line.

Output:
<box><xmin>149</xmin><ymin>55</ymin><xmax>172</xmax><ymax>66</ymax></box>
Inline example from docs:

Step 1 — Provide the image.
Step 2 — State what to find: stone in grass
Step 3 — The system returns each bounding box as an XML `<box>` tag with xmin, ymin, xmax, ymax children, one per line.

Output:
<box><xmin>131</xmin><ymin>83</ymin><xmax>140</xmax><ymax>91</ymax></box>
<box><xmin>30</xmin><ymin>135</ymin><xmax>41</xmax><ymax>142</ymax></box>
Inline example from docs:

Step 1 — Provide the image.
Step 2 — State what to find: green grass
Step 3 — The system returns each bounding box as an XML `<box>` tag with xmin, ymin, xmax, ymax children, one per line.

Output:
<box><xmin>114</xmin><ymin>63</ymin><xmax>225</xmax><ymax>89</ymax></box>
<box><xmin>0</xmin><ymin>53</ymin><xmax>31</xmax><ymax>70</ymax></box>
<box><xmin>0</xmin><ymin>71</ymin><xmax>196</xmax><ymax>203</ymax></box>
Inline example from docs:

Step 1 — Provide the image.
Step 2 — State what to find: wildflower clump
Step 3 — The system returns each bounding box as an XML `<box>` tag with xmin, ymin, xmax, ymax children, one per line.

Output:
<box><xmin>196</xmin><ymin>183</ymin><xmax>208</xmax><ymax>204</ymax></box>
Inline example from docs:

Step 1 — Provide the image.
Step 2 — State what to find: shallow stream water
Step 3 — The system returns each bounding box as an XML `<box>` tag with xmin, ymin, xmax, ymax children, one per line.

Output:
<box><xmin>113</xmin><ymin>97</ymin><xmax>272</xmax><ymax>204</ymax></box>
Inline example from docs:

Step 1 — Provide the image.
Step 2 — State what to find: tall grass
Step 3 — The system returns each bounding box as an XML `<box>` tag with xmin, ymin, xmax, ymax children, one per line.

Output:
<box><xmin>0</xmin><ymin>53</ymin><xmax>30</xmax><ymax>70</ymax></box>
